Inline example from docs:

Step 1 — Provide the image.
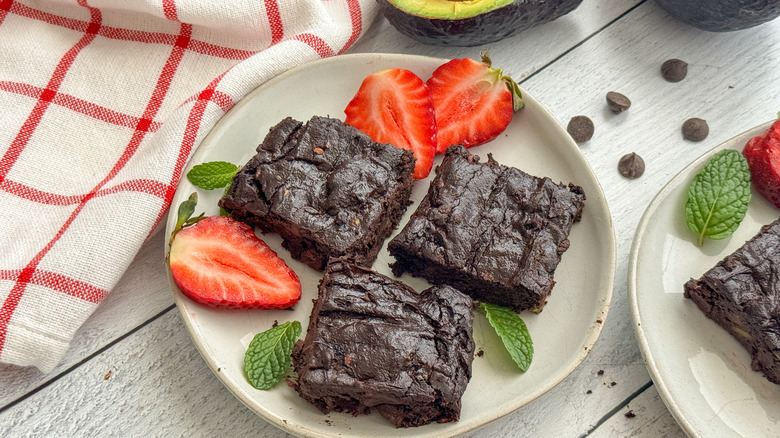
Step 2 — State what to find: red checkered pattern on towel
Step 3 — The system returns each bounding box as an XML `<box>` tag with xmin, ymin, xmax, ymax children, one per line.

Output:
<box><xmin>0</xmin><ymin>0</ymin><xmax>377</xmax><ymax>373</ymax></box>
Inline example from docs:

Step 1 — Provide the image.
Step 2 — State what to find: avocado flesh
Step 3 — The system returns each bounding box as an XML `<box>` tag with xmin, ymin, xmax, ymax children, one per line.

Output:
<box><xmin>388</xmin><ymin>0</ymin><xmax>515</xmax><ymax>19</ymax></box>
<box><xmin>379</xmin><ymin>0</ymin><xmax>584</xmax><ymax>47</ymax></box>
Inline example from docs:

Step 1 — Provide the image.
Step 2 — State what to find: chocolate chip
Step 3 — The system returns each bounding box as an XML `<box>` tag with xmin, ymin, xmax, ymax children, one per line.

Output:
<box><xmin>606</xmin><ymin>91</ymin><xmax>631</xmax><ymax>114</ymax></box>
<box><xmin>661</xmin><ymin>59</ymin><xmax>688</xmax><ymax>82</ymax></box>
<box><xmin>567</xmin><ymin>115</ymin><xmax>594</xmax><ymax>143</ymax></box>
<box><xmin>618</xmin><ymin>153</ymin><xmax>645</xmax><ymax>179</ymax></box>
<box><xmin>682</xmin><ymin>118</ymin><xmax>709</xmax><ymax>142</ymax></box>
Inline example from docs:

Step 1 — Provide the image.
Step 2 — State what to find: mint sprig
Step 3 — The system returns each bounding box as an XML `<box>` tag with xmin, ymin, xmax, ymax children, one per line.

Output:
<box><xmin>187</xmin><ymin>161</ymin><xmax>238</xmax><ymax>190</ymax></box>
<box><xmin>685</xmin><ymin>149</ymin><xmax>751</xmax><ymax>246</ymax></box>
<box><xmin>244</xmin><ymin>321</ymin><xmax>302</xmax><ymax>390</ymax></box>
<box><xmin>480</xmin><ymin>303</ymin><xmax>533</xmax><ymax>371</ymax></box>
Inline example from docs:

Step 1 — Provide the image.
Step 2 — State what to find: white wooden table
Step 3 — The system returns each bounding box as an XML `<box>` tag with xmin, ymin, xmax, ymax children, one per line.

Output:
<box><xmin>2</xmin><ymin>1</ymin><xmax>779</xmax><ymax>436</ymax></box>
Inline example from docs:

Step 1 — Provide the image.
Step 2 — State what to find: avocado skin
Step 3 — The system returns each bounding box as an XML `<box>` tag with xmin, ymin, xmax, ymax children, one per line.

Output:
<box><xmin>378</xmin><ymin>0</ymin><xmax>584</xmax><ymax>47</ymax></box>
<box><xmin>655</xmin><ymin>0</ymin><xmax>780</xmax><ymax>31</ymax></box>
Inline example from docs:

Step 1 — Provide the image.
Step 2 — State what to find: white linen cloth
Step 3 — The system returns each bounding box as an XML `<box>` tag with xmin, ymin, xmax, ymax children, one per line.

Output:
<box><xmin>0</xmin><ymin>0</ymin><xmax>378</xmax><ymax>372</ymax></box>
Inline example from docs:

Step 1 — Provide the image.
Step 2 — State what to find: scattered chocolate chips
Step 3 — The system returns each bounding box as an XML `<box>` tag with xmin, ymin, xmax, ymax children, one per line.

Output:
<box><xmin>618</xmin><ymin>153</ymin><xmax>645</xmax><ymax>179</ymax></box>
<box><xmin>567</xmin><ymin>115</ymin><xmax>594</xmax><ymax>143</ymax></box>
<box><xmin>661</xmin><ymin>58</ymin><xmax>688</xmax><ymax>82</ymax></box>
<box><xmin>682</xmin><ymin>117</ymin><xmax>709</xmax><ymax>142</ymax></box>
<box><xmin>606</xmin><ymin>91</ymin><xmax>631</xmax><ymax>114</ymax></box>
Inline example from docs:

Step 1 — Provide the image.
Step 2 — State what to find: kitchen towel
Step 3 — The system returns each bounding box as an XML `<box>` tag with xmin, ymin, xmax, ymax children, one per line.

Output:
<box><xmin>0</xmin><ymin>0</ymin><xmax>378</xmax><ymax>373</ymax></box>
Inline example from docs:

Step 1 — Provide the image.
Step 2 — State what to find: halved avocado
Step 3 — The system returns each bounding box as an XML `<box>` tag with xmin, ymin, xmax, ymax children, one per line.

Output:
<box><xmin>378</xmin><ymin>0</ymin><xmax>584</xmax><ymax>47</ymax></box>
<box><xmin>655</xmin><ymin>0</ymin><xmax>780</xmax><ymax>32</ymax></box>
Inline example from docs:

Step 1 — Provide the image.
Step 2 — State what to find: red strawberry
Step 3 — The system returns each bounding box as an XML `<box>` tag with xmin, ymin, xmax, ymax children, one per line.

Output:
<box><xmin>344</xmin><ymin>68</ymin><xmax>436</xmax><ymax>179</ymax></box>
<box><xmin>427</xmin><ymin>53</ymin><xmax>524</xmax><ymax>153</ymax></box>
<box><xmin>169</xmin><ymin>216</ymin><xmax>301</xmax><ymax>309</ymax></box>
<box><xmin>743</xmin><ymin>119</ymin><xmax>780</xmax><ymax>208</ymax></box>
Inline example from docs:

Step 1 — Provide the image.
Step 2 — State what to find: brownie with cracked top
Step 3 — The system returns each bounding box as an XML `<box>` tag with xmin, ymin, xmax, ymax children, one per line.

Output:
<box><xmin>219</xmin><ymin>116</ymin><xmax>415</xmax><ymax>271</ymax></box>
<box><xmin>684</xmin><ymin>218</ymin><xmax>780</xmax><ymax>384</ymax></box>
<box><xmin>388</xmin><ymin>145</ymin><xmax>585</xmax><ymax>313</ymax></box>
<box><xmin>288</xmin><ymin>260</ymin><xmax>475</xmax><ymax>428</ymax></box>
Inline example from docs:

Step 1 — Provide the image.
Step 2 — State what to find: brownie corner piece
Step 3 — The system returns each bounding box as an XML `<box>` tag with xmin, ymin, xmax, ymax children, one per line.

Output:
<box><xmin>289</xmin><ymin>260</ymin><xmax>475</xmax><ymax>428</ymax></box>
<box><xmin>684</xmin><ymin>218</ymin><xmax>780</xmax><ymax>385</ymax></box>
<box><xmin>388</xmin><ymin>145</ymin><xmax>585</xmax><ymax>313</ymax></box>
<box><xmin>218</xmin><ymin>116</ymin><xmax>415</xmax><ymax>271</ymax></box>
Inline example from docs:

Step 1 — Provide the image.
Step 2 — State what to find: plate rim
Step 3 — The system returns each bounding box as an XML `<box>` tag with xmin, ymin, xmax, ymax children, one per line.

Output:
<box><xmin>628</xmin><ymin>120</ymin><xmax>775</xmax><ymax>438</ymax></box>
<box><xmin>166</xmin><ymin>52</ymin><xmax>617</xmax><ymax>437</ymax></box>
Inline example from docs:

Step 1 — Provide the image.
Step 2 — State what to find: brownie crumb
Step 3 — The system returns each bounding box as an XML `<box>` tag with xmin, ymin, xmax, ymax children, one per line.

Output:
<box><xmin>682</xmin><ymin>118</ymin><xmax>709</xmax><ymax>142</ymax></box>
<box><xmin>661</xmin><ymin>59</ymin><xmax>688</xmax><ymax>82</ymax></box>
<box><xmin>597</xmin><ymin>369</ymin><xmax>604</xmax><ymax>376</ymax></box>
<box><xmin>596</xmin><ymin>319</ymin><xmax>603</xmax><ymax>324</ymax></box>
<box><xmin>567</xmin><ymin>115</ymin><xmax>594</xmax><ymax>143</ymax></box>
<box><xmin>476</xmin><ymin>349</ymin><xmax>485</xmax><ymax>357</ymax></box>
<box><xmin>618</xmin><ymin>152</ymin><xmax>645</xmax><ymax>179</ymax></box>
<box><xmin>625</xmin><ymin>410</ymin><xmax>636</xmax><ymax>418</ymax></box>
<box><xmin>586</xmin><ymin>390</ymin><xmax>593</xmax><ymax>394</ymax></box>
<box><xmin>606</xmin><ymin>91</ymin><xmax>631</xmax><ymax>114</ymax></box>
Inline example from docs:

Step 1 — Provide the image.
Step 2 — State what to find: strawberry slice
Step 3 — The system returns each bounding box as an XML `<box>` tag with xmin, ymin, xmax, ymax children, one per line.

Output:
<box><xmin>427</xmin><ymin>53</ymin><xmax>524</xmax><ymax>153</ymax></box>
<box><xmin>743</xmin><ymin>119</ymin><xmax>780</xmax><ymax>208</ymax></box>
<box><xmin>345</xmin><ymin>68</ymin><xmax>436</xmax><ymax>179</ymax></box>
<box><xmin>169</xmin><ymin>216</ymin><xmax>301</xmax><ymax>310</ymax></box>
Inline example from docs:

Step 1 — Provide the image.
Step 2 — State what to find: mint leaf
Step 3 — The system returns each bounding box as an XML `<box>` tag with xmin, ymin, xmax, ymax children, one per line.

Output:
<box><xmin>187</xmin><ymin>161</ymin><xmax>238</xmax><ymax>190</ymax></box>
<box><xmin>244</xmin><ymin>321</ymin><xmax>302</xmax><ymax>390</ymax></box>
<box><xmin>480</xmin><ymin>303</ymin><xmax>533</xmax><ymax>371</ymax></box>
<box><xmin>685</xmin><ymin>149</ymin><xmax>751</xmax><ymax>246</ymax></box>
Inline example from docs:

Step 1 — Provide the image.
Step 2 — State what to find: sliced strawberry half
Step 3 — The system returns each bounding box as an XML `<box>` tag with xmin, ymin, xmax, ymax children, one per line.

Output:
<box><xmin>345</xmin><ymin>68</ymin><xmax>436</xmax><ymax>179</ymax></box>
<box><xmin>169</xmin><ymin>216</ymin><xmax>301</xmax><ymax>310</ymax></box>
<box><xmin>427</xmin><ymin>53</ymin><xmax>524</xmax><ymax>153</ymax></box>
<box><xmin>743</xmin><ymin>118</ymin><xmax>780</xmax><ymax>208</ymax></box>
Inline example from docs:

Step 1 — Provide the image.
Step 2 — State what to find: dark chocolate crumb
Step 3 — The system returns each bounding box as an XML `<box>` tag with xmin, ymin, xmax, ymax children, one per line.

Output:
<box><xmin>625</xmin><ymin>410</ymin><xmax>636</xmax><ymax>419</ymax></box>
<box><xmin>606</xmin><ymin>91</ymin><xmax>631</xmax><ymax>114</ymax></box>
<box><xmin>272</xmin><ymin>320</ymin><xmax>279</xmax><ymax>328</ymax></box>
<box><xmin>586</xmin><ymin>390</ymin><xmax>593</xmax><ymax>394</ymax></box>
<box><xmin>597</xmin><ymin>369</ymin><xmax>604</xmax><ymax>376</ymax></box>
<box><xmin>611</xmin><ymin>381</ymin><xmax>617</xmax><ymax>387</ymax></box>
<box><xmin>661</xmin><ymin>59</ymin><xmax>688</xmax><ymax>82</ymax></box>
<box><xmin>596</xmin><ymin>319</ymin><xmax>603</xmax><ymax>324</ymax></box>
<box><xmin>476</xmin><ymin>349</ymin><xmax>485</xmax><ymax>357</ymax></box>
<box><xmin>682</xmin><ymin>118</ymin><xmax>709</xmax><ymax>142</ymax></box>
<box><xmin>618</xmin><ymin>152</ymin><xmax>645</xmax><ymax>179</ymax></box>
<box><xmin>567</xmin><ymin>115</ymin><xmax>594</xmax><ymax>143</ymax></box>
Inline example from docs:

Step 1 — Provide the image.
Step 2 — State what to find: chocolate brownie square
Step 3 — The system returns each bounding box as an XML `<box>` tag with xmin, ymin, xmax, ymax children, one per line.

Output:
<box><xmin>684</xmin><ymin>218</ymin><xmax>780</xmax><ymax>384</ymax></box>
<box><xmin>289</xmin><ymin>260</ymin><xmax>475</xmax><ymax>428</ymax></box>
<box><xmin>219</xmin><ymin>116</ymin><xmax>415</xmax><ymax>271</ymax></box>
<box><xmin>388</xmin><ymin>145</ymin><xmax>585</xmax><ymax>313</ymax></box>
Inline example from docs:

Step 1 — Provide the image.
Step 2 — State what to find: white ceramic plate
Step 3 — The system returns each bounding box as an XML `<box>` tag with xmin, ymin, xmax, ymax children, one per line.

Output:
<box><xmin>629</xmin><ymin>121</ymin><xmax>780</xmax><ymax>438</ymax></box>
<box><xmin>165</xmin><ymin>53</ymin><xmax>616</xmax><ymax>438</ymax></box>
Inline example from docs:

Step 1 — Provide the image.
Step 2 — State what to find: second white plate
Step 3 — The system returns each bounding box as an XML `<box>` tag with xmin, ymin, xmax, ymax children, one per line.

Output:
<box><xmin>629</xmin><ymin>121</ymin><xmax>780</xmax><ymax>437</ymax></box>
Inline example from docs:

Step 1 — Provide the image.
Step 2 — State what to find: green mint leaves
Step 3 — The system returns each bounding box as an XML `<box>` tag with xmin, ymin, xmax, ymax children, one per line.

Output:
<box><xmin>685</xmin><ymin>149</ymin><xmax>751</xmax><ymax>246</ymax></box>
<box><xmin>244</xmin><ymin>321</ymin><xmax>302</xmax><ymax>390</ymax></box>
<box><xmin>187</xmin><ymin>161</ymin><xmax>238</xmax><ymax>190</ymax></box>
<box><xmin>480</xmin><ymin>303</ymin><xmax>533</xmax><ymax>371</ymax></box>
